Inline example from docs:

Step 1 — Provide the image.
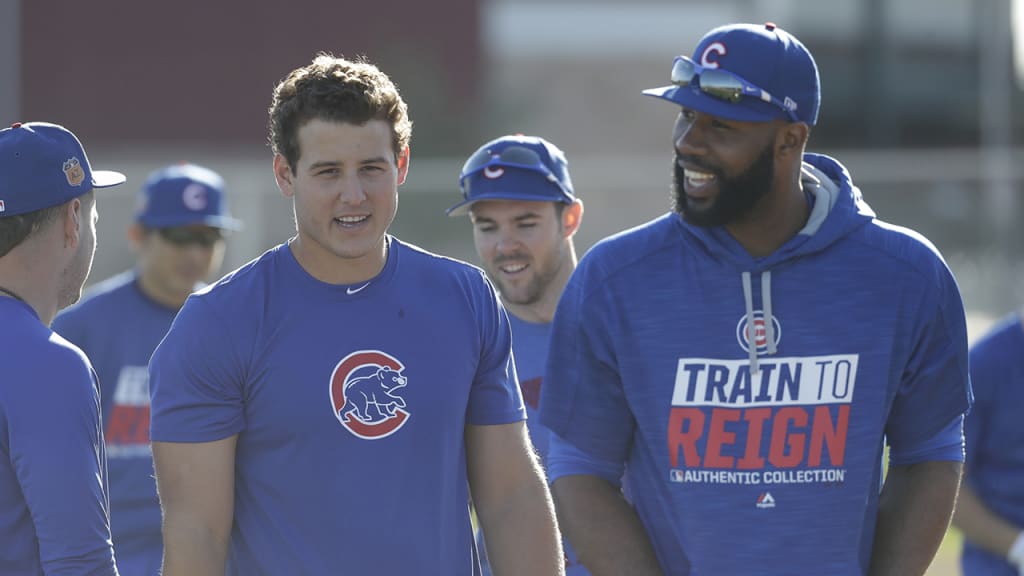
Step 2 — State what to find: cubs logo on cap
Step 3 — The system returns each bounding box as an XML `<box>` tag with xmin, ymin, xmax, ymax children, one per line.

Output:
<box><xmin>447</xmin><ymin>134</ymin><xmax>576</xmax><ymax>217</ymax></box>
<box><xmin>643</xmin><ymin>22</ymin><xmax>821</xmax><ymax>125</ymax></box>
<box><xmin>135</xmin><ymin>163</ymin><xmax>242</xmax><ymax>230</ymax></box>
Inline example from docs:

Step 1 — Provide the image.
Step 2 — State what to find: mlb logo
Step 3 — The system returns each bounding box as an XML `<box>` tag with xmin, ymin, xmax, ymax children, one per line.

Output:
<box><xmin>756</xmin><ymin>492</ymin><xmax>776</xmax><ymax>509</ymax></box>
<box><xmin>0</xmin><ymin>199</ymin><xmax>5</xmax><ymax>213</ymax></box>
<box><xmin>669</xmin><ymin>469</ymin><xmax>685</xmax><ymax>483</ymax></box>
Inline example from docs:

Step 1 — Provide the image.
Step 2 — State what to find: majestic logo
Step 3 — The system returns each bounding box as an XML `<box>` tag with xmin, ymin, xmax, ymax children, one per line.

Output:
<box><xmin>483</xmin><ymin>165</ymin><xmax>505</xmax><ymax>179</ymax></box>
<box><xmin>63</xmin><ymin>157</ymin><xmax>85</xmax><ymax>186</ymax></box>
<box><xmin>736</xmin><ymin>312</ymin><xmax>782</xmax><ymax>354</ymax></box>
<box><xmin>330</xmin><ymin>350</ymin><xmax>410</xmax><ymax>439</ymax></box>
<box><xmin>756</xmin><ymin>492</ymin><xmax>776</xmax><ymax>509</ymax></box>
<box><xmin>182</xmin><ymin>183</ymin><xmax>208</xmax><ymax>211</ymax></box>
<box><xmin>700</xmin><ymin>42</ymin><xmax>727</xmax><ymax>68</ymax></box>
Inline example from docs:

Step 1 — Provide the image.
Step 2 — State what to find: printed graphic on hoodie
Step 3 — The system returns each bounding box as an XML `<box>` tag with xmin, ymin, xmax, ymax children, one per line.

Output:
<box><xmin>668</xmin><ymin>311</ymin><xmax>857</xmax><ymax>487</ymax></box>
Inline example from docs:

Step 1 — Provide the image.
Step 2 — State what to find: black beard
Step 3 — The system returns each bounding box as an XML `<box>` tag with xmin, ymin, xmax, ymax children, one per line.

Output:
<box><xmin>672</xmin><ymin>144</ymin><xmax>775</xmax><ymax>227</ymax></box>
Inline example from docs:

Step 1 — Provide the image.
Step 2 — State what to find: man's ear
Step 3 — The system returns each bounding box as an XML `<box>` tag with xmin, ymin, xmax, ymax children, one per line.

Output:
<box><xmin>396</xmin><ymin>146</ymin><xmax>410</xmax><ymax>186</ymax></box>
<box><xmin>273</xmin><ymin>154</ymin><xmax>295</xmax><ymax>198</ymax></box>
<box><xmin>63</xmin><ymin>197</ymin><xmax>83</xmax><ymax>249</ymax></box>
<box><xmin>561</xmin><ymin>199</ymin><xmax>584</xmax><ymax>238</ymax></box>
<box><xmin>776</xmin><ymin>122</ymin><xmax>809</xmax><ymax>161</ymax></box>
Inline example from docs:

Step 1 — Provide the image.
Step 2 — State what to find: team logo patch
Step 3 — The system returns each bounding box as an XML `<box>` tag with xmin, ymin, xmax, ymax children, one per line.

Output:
<box><xmin>330</xmin><ymin>350</ymin><xmax>410</xmax><ymax>439</ymax></box>
<box><xmin>63</xmin><ymin>157</ymin><xmax>85</xmax><ymax>186</ymax></box>
<box><xmin>182</xmin><ymin>183</ymin><xmax>208</xmax><ymax>211</ymax></box>
<box><xmin>483</xmin><ymin>165</ymin><xmax>505</xmax><ymax>179</ymax></box>
<box><xmin>735</xmin><ymin>312</ymin><xmax>781</xmax><ymax>354</ymax></box>
<box><xmin>700</xmin><ymin>42</ymin><xmax>727</xmax><ymax>68</ymax></box>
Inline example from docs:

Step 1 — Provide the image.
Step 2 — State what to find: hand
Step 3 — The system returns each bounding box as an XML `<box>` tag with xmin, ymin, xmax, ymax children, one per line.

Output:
<box><xmin>1007</xmin><ymin>531</ymin><xmax>1024</xmax><ymax>575</ymax></box>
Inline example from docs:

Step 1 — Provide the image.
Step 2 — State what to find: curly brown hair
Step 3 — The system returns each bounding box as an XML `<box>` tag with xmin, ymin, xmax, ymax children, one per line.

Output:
<box><xmin>268</xmin><ymin>53</ymin><xmax>413</xmax><ymax>171</ymax></box>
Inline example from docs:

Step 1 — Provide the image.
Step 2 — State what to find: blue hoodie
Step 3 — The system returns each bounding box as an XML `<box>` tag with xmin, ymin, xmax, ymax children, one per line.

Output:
<box><xmin>540</xmin><ymin>153</ymin><xmax>972</xmax><ymax>575</ymax></box>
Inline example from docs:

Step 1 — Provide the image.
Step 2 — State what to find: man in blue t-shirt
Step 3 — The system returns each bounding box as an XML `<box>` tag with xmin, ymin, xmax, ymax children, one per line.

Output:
<box><xmin>954</xmin><ymin>311</ymin><xmax>1024</xmax><ymax>575</ymax></box>
<box><xmin>148</xmin><ymin>55</ymin><xmax>563</xmax><ymax>576</ymax></box>
<box><xmin>0</xmin><ymin>122</ymin><xmax>125</xmax><ymax>574</ymax></box>
<box><xmin>53</xmin><ymin>162</ymin><xmax>241</xmax><ymax>576</ymax></box>
<box><xmin>539</xmin><ymin>23</ymin><xmax>972</xmax><ymax>575</ymax></box>
<box><xmin>447</xmin><ymin>134</ymin><xmax>589</xmax><ymax>574</ymax></box>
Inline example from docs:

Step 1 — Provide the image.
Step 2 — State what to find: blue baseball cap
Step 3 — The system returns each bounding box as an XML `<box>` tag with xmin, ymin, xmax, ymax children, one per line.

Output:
<box><xmin>446</xmin><ymin>134</ymin><xmax>576</xmax><ymax>217</ymax></box>
<box><xmin>0</xmin><ymin>122</ymin><xmax>126</xmax><ymax>217</ymax></box>
<box><xmin>643</xmin><ymin>22</ymin><xmax>820</xmax><ymax>125</ymax></box>
<box><xmin>136</xmin><ymin>163</ymin><xmax>242</xmax><ymax>230</ymax></box>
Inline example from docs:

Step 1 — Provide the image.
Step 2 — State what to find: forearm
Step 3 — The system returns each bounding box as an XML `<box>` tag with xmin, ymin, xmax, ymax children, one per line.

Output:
<box><xmin>477</xmin><ymin>471</ymin><xmax>563</xmax><ymax>575</ymax></box>
<box><xmin>953</xmin><ymin>480</ymin><xmax>1021</xmax><ymax>557</ymax></box>
<box><xmin>869</xmin><ymin>460</ymin><xmax>963</xmax><ymax>576</ymax></box>
<box><xmin>153</xmin><ymin>438</ymin><xmax>237</xmax><ymax>576</ymax></box>
<box><xmin>552</xmin><ymin>475</ymin><xmax>663</xmax><ymax>576</ymax></box>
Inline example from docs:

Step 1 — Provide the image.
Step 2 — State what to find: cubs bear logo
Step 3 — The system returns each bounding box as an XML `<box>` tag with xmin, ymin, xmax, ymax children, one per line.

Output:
<box><xmin>330</xmin><ymin>350</ymin><xmax>410</xmax><ymax>439</ymax></box>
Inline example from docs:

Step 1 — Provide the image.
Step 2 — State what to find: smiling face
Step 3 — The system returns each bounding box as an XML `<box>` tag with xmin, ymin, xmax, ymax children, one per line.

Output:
<box><xmin>671</xmin><ymin>108</ymin><xmax>780</xmax><ymax>227</ymax></box>
<box><xmin>274</xmin><ymin>118</ymin><xmax>408</xmax><ymax>284</ymax></box>
<box><xmin>470</xmin><ymin>199</ymin><xmax>581</xmax><ymax>322</ymax></box>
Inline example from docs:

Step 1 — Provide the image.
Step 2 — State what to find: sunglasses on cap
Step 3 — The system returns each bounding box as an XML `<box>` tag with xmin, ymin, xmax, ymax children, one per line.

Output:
<box><xmin>671</xmin><ymin>56</ymin><xmax>799</xmax><ymax>122</ymax></box>
<box><xmin>156</xmin><ymin>226</ymin><xmax>224</xmax><ymax>248</ymax></box>
<box><xmin>459</xmin><ymin>145</ymin><xmax>573</xmax><ymax>201</ymax></box>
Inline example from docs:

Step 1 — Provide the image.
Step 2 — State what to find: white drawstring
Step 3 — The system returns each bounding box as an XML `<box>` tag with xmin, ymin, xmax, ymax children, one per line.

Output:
<box><xmin>742</xmin><ymin>271</ymin><xmax>758</xmax><ymax>375</ymax></box>
<box><xmin>762</xmin><ymin>270</ymin><xmax>776</xmax><ymax>355</ymax></box>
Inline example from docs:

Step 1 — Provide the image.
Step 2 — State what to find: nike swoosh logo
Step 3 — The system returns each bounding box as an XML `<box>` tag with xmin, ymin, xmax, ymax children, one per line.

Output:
<box><xmin>346</xmin><ymin>282</ymin><xmax>372</xmax><ymax>295</ymax></box>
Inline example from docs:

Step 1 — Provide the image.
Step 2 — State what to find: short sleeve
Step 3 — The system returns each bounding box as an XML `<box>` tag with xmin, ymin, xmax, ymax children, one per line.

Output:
<box><xmin>464</xmin><ymin>271</ymin><xmax>525</xmax><ymax>426</ymax></box>
<box><xmin>886</xmin><ymin>264</ymin><xmax>972</xmax><ymax>456</ymax></box>
<box><xmin>149</xmin><ymin>295</ymin><xmax>247</xmax><ymax>442</ymax></box>
<box><xmin>8</xmin><ymin>342</ymin><xmax>117</xmax><ymax>574</ymax></box>
<box><xmin>540</xmin><ymin>260</ymin><xmax>635</xmax><ymax>464</ymax></box>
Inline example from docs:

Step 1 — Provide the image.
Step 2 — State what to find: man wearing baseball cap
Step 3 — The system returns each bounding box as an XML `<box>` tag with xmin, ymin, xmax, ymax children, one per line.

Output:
<box><xmin>449</xmin><ymin>134</ymin><xmax>590</xmax><ymax>574</ymax></box>
<box><xmin>540</xmin><ymin>23</ymin><xmax>972</xmax><ymax>575</ymax></box>
<box><xmin>0</xmin><ymin>121</ymin><xmax>124</xmax><ymax>574</ymax></box>
<box><xmin>53</xmin><ymin>162</ymin><xmax>240</xmax><ymax>576</ymax></box>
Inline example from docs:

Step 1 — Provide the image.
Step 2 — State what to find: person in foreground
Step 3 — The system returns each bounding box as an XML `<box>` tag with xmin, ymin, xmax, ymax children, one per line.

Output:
<box><xmin>448</xmin><ymin>133</ymin><xmax>590</xmax><ymax>574</ymax></box>
<box><xmin>53</xmin><ymin>162</ymin><xmax>240</xmax><ymax>575</ymax></box>
<box><xmin>539</xmin><ymin>22</ymin><xmax>972</xmax><ymax>576</ymax></box>
<box><xmin>954</xmin><ymin>309</ymin><xmax>1024</xmax><ymax>575</ymax></box>
<box><xmin>0</xmin><ymin>121</ymin><xmax>125</xmax><ymax>574</ymax></box>
<box><xmin>148</xmin><ymin>54</ymin><xmax>563</xmax><ymax>576</ymax></box>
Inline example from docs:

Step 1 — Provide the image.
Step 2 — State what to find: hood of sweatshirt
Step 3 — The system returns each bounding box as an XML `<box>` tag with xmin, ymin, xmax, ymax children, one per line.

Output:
<box><xmin>675</xmin><ymin>153</ymin><xmax>876</xmax><ymax>373</ymax></box>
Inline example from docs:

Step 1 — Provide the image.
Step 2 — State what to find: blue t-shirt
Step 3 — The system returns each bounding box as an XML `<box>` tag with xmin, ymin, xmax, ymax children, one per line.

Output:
<box><xmin>477</xmin><ymin>314</ymin><xmax>588</xmax><ymax>575</ymax></box>
<box><xmin>149</xmin><ymin>238</ymin><xmax>525</xmax><ymax>576</ymax></box>
<box><xmin>540</xmin><ymin>154</ymin><xmax>972</xmax><ymax>575</ymax></box>
<box><xmin>53</xmin><ymin>271</ymin><xmax>177</xmax><ymax>576</ymax></box>
<box><xmin>0</xmin><ymin>297</ymin><xmax>117</xmax><ymax>575</ymax></box>
<box><xmin>961</xmin><ymin>312</ymin><xmax>1024</xmax><ymax>576</ymax></box>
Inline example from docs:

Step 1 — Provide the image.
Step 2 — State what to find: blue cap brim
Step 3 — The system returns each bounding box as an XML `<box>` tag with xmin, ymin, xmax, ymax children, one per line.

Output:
<box><xmin>446</xmin><ymin>192</ymin><xmax>572</xmax><ymax>217</ymax></box>
<box><xmin>91</xmin><ymin>169</ymin><xmax>127</xmax><ymax>188</ymax></box>
<box><xmin>642</xmin><ymin>85</ymin><xmax>782</xmax><ymax>123</ymax></box>
<box><xmin>139</xmin><ymin>214</ymin><xmax>243</xmax><ymax>231</ymax></box>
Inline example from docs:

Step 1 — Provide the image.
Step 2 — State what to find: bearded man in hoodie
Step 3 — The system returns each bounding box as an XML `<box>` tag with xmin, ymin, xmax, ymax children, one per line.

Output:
<box><xmin>539</xmin><ymin>22</ymin><xmax>972</xmax><ymax>576</ymax></box>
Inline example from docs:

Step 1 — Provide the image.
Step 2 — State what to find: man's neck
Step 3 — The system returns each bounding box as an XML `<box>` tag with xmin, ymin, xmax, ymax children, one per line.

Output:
<box><xmin>725</xmin><ymin>177</ymin><xmax>811</xmax><ymax>258</ymax></box>
<box><xmin>290</xmin><ymin>234</ymin><xmax>388</xmax><ymax>285</ymax></box>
